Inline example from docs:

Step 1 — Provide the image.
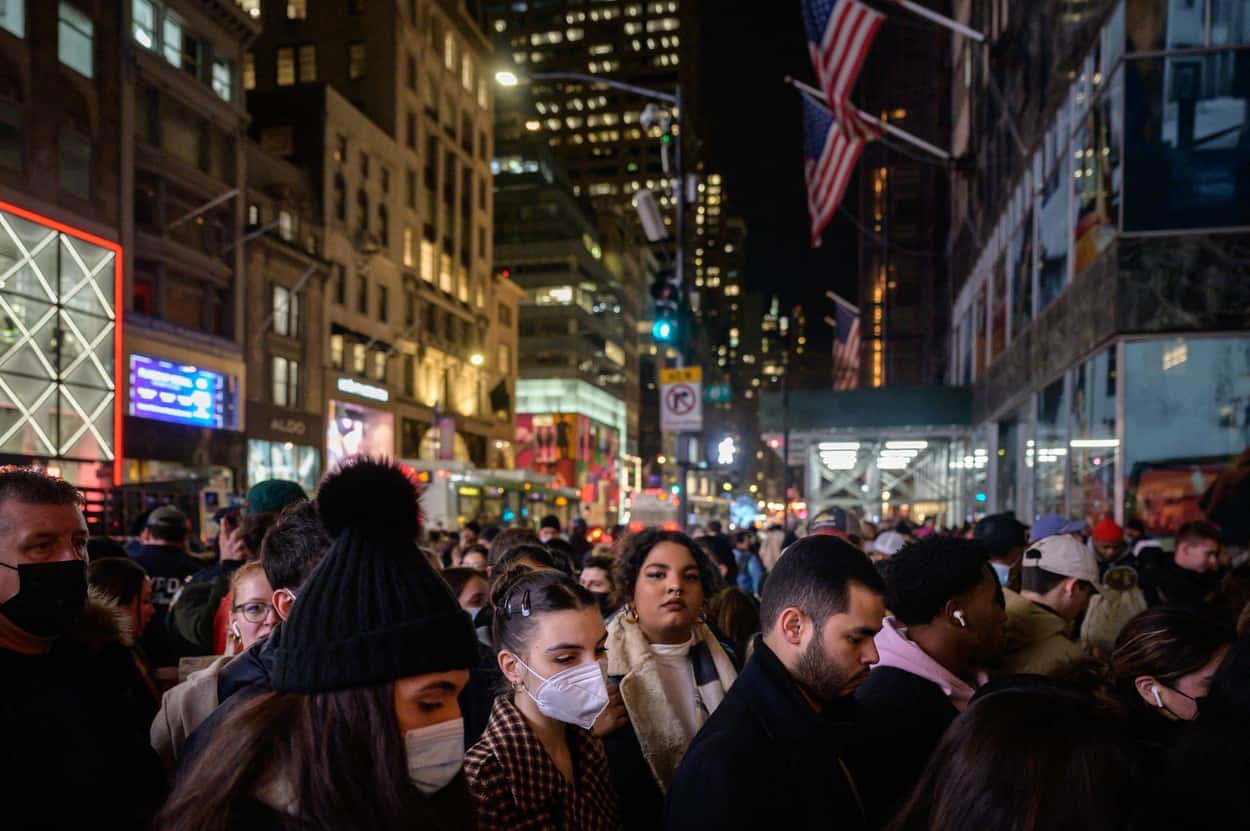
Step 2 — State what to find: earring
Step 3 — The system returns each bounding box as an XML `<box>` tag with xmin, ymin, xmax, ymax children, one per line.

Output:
<box><xmin>624</xmin><ymin>604</ymin><xmax>639</xmax><ymax>624</ymax></box>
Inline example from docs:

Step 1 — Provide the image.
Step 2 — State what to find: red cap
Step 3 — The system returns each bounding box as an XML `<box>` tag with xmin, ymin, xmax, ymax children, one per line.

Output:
<box><xmin>1092</xmin><ymin>518</ymin><xmax>1124</xmax><ymax>543</ymax></box>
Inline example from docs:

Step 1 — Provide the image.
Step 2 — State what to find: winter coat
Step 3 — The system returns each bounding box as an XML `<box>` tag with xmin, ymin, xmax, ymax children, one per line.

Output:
<box><xmin>663</xmin><ymin>639</ymin><xmax>868</xmax><ymax>831</ymax></box>
<box><xmin>1137</xmin><ymin>547</ymin><xmax>1222</xmax><ymax>609</ymax></box>
<box><xmin>129</xmin><ymin>543</ymin><xmax>204</xmax><ymax>619</ymax></box>
<box><xmin>465</xmin><ymin>696</ymin><xmax>619</xmax><ymax>830</ymax></box>
<box><xmin>602</xmin><ymin>614</ymin><xmax>738</xmax><ymax>831</ymax></box>
<box><xmin>150</xmin><ymin>653</ymin><xmax>231</xmax><ymax>773</ymax></box>
<box><xmin>0</xmin><ymin>591</ymin><xmax>167</xmax><ymax>829</ymax></box>
<box><xmin>1166</xmin><ymin>713</ymin><xmax>1250</xmax><ymax>827</ymax></box>
<box><xmin>999</xmin><ymin>588</ymin><xmax>1083</xmax><ymax>676</ymax></box>
<box><xmin>168</xmin><ymin>562</ymin><xmax>238</xmax><ymax>657</ymax></box>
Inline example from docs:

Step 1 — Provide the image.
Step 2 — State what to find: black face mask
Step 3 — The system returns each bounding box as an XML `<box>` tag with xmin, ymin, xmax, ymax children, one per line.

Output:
<box><xmin>0</xmin><ymin>560</ymin><xmax>88</xmax><ymax>637</ymax></box>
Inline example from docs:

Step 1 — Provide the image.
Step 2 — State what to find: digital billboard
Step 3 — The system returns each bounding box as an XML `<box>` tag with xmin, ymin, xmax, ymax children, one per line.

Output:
<box><xmin>326</xmin><ymin>399</ymin><xmax>395</xmax><ymax>469</ymax></box>
<box><xmin>129</xmin><ymin>354</ymin><xmax>230</xmax><ymax>429</ymax></box>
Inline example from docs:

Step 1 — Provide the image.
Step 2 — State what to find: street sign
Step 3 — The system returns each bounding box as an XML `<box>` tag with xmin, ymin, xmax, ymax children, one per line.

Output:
<box><xmin>660</xmin><ymin>366</ymin><xmax>703</xmax><ymax>432</ymax></box>
<box><xmin>705</xmin><ymin>383</ymin><xmax>731</xmax><ymax>404</ymax></box>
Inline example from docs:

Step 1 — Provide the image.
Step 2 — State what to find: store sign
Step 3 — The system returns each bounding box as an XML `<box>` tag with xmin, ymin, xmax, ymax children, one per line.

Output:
<box><xmin>129</xmin><ymin>354</ymin><xmax>230</xmax><ymax>429</ymax></box>
<box><xmin>246</xmin><ymin>402</ymin><xmax>323</xmax><ymax>445</ymax></box>
<box><xmin>337</xmin><ymin>377</ymin><xmax>390</xmax><ymax>403</ymax></box>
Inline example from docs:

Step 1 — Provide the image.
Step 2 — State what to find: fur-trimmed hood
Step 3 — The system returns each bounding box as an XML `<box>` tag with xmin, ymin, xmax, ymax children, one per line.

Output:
<box><xmin>605</xmin><ymin>615</ymin><xmax>737</xmax><ymax>791</ymax></box>
<box><xmin>66</xmin><ymin>587</ymin><xmax>135</xmax><ymax>654</ymax></box>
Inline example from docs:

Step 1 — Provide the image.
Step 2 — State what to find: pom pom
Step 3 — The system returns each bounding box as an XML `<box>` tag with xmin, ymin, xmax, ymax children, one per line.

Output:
<box><xmin>316</xmin><ymin>456</ymin><xmax>422</xmax><ymax>541</ymax></box>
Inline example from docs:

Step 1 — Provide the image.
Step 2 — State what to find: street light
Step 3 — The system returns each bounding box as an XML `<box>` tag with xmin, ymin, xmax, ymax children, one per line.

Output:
<box><xmin>469</xmin><ymin>353</ymin><xmax>485</xmax><ymax>367</ymax></box>
<box><xmin>495</xmin><ymin>70</ymin><xmax>520</xmax><ymax>87</ymax></box>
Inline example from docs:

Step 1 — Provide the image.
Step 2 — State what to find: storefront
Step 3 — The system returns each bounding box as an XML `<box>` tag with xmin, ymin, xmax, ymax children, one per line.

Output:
<box><xmin>514</xmin><ymin>412</ymin><xmax>622</xmax><ymax>527</ymax></box>
<box><xmin>0</xmin><ymin>201</ymin><xmax>122</xmax><ymax>488</ymax></box>
<box><xmin>326</xmin><ymin>377</ymin><xmax>396</xmax><ymax>469</ymax></box>
<box><xmin>246</xmin><ymin>401</ymin><xmax>323</xmax><ymax>492</ymax></box>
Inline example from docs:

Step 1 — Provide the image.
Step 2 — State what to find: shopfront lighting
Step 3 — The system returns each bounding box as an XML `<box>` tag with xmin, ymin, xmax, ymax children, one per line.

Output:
<box><xmin>470</xmin><ymin>353</ymin><xmax>485</xmax><ymax>366</ymax></box>
<box><xmin>1069</xmin><ymin>438</ymin><xmax>1119</xmax><ymax>449</ymax></box>
<box><xmin>495</xmin><ymin>70</ymin><xmax>520</xmax><ymax>87</ymax></box>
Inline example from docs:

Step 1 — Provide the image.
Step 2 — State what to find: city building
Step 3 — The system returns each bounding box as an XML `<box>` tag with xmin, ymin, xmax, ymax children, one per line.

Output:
<box><xmin>493</xmin><ymin>138</ymin><xmax>629</xmax><ymax>525</ymax></box>
<box><xmin>0</xmin><ymin>1</ymin><xmax>126</xmax><ymax>494</ymax></box>
<box><xmin>241</xmin><ymin>141</ymin><xmax>328</xmax><ymax>492</ymax></box>
<box><xmin>853</xmin><ymin>3</ymin><xmax>950</xmax><ymax>388</ymax></box>
<box><xmin>121</xmin><ymin>0</ymin><xmax>258</xmax><ymax>494</ymax></box>
<box><xmin>947</xmin><ymin>0</ymin><xmax>1250</xmax><ymax>532</ymax></box>
<box><xmin>249</xmin><ymin>84</ymin><xmax>520</xmax><ymax>475</ymax></box>
<box><xmin>244</xmin><ymin>0</ymin><xmax>520</xmax><ymax>471</ymax></box>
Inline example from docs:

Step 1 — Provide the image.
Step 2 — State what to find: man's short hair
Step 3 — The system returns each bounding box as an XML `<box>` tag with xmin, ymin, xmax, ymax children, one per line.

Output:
<box><xmin>732</xmin><ymin>530</ymin><xmax>751</xmax><ymax>547</ymax></box>
<box><xmin>463</xmin><ymin>520</ymin><xmax>482</xmax><ymax>535</ymax></box>
<box><xmin>883</xmin><ymin>537</ymin><xmax>993</xmax><ymax>626</ymax></box>
<box><xmin>489</xmin><ymin>526</ymin><xmax>540</xmax><ymax>568</ymax></box>
<box><xmin>0</xmin><ymin>467</ymin><xmax>81</xmax><ymax>518</ymax></box>
<box><xmin>707</xmin><ymin>520</ymin><xmax>723</xmax><ymax>534</ymax></box>
<box><xmin>1175</xmin><ymin>520</ymin><xmax>1221</xmax><ymax>548</ymax></box>
<box><xmin>260</xmin><ymin>500</ymin><xmax>331</xmax><ymax>591</ymax></box>
<box><xmin>1021</xmin><ymin>565</ymin><xmax>1072</xmax><ymax>596</ymax></box>
<box><xmin>759</xmin><ymin>535</ymin><xmax>885</xmax><ymax>631</ymax></box>
<box><xmin>539</xmin><ymin>514</ymin><xmax>561</xmax><ymax>531</ymax></box>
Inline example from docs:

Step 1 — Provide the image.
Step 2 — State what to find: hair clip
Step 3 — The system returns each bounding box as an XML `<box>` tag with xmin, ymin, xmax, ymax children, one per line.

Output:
<box><xmin>520</xmin><ymin>590</ymin><xmax>532</xmax><ymax>618</ymax></box>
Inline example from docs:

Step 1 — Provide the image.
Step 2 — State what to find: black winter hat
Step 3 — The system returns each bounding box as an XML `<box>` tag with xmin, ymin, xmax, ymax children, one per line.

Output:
<box><xmin>271</xmin><ymin>457</ymin><xmax>478</xmax><ymax>693</ymax></box>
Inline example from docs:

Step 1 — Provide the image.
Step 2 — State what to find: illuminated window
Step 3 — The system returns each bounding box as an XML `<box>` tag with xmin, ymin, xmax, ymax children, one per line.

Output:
<box><xmin>589</xmin><ymin>44</ymin><xmax>613</xmax><ymax>55</ymax></box>
<box><xmin>403</xmin><ymin>228</ymin><xmax>415</xmax><ymax>267</ymax></box>
<box><xmin>297</xmin><ymin>44</ymin><xmax>316</xmax><ymax>82</ymax></box>
<box><xmin>461</xmin><ymin>54</ymin><xmax>474</xmax><ymax>92</ymax></box>
<box><xmin>272</xmin><ymin>357</ymin><xmax>299</xmax><ymax>407</ymax></box>
<box><xmin>286</xmin><ymin>0</ymin><xmax>306</xmax><ymax>19</ymax></box>
<box><xmin>444</xmin><ymin>32</ymin><xmax>456</xmax><ymax>71</ymax></box>
<box><xmin>58</xmin><ymin>2</ymin><xmax>94</xmax><ymax>78</ymax></box>
<box><xmin>566</xmin><ymin>27</ymin><xmax>584</xmax><ymax>41</ymax></box>
<box><xmin>243</xmin><ymin>52</ymin><xmax>255</xmax><ymax>90</ymax></box>
<box><xmin>349</xmin><ymin>42</ymin><xmax>366</xmax><ymax>80</ymax></box>
<box><xmin>277</xmin><ymin>47</ymin><xmax>295</xmax><ymax>86</ymax></box>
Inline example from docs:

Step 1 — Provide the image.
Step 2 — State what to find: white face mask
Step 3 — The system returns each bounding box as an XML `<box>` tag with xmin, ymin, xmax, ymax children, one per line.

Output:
<box><xmin>404</xmin><ymin>717</ymin><xmax>464</xmax><ymax>795</ymax></box>
<box><xmin>514</xmin><ymin>656</ymin><xmax>610</xmax><ymax>730</ymax></box>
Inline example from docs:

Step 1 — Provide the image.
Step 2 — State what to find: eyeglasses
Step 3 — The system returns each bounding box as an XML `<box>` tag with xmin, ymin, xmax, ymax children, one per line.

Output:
<box><xmin>232</xmin><ymin>601</ymin><xmax>274</xmax><ymax>624</ymax></box>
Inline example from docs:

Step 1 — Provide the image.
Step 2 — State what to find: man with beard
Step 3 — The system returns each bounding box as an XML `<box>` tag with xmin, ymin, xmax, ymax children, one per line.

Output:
<box><xmin>850</xmin><ymin>536</ymin><xmax>1007</xmax><ymax>828</ymax></box>
<box><xmin>663</xmin><ymin>535</ymin><xmax>884</xmax><ymax>830</ymax></box>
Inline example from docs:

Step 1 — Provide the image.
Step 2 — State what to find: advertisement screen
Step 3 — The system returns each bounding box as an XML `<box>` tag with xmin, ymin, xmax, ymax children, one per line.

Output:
<box><xmin>326</xmin><ymin>399</ymin><xmax>394</xmax><ymax>469</ymax></box>
<box><xmin>129</xmin><ymin>354</ymin><xmax>230</xmax><ymax>429</ymax></box>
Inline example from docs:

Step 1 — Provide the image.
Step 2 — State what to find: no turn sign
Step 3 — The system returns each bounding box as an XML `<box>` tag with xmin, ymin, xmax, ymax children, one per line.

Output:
<box><xmin>660</xmin><ymin>367</ymin><xmax>703</xmax><ymax>432</ymax></box>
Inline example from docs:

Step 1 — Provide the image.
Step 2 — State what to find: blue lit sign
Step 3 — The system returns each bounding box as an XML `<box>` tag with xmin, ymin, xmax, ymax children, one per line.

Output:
<box><xmin>129</xmin><ymin>354</ymin><xmax>230</xmax><ymax>429</ymax></box>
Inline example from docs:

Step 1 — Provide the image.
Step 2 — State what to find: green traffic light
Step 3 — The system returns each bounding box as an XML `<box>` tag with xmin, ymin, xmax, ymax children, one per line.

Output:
<box><xmin>661</xmin><ymin>134</ymin><xmax>672</xmax><ymax>144</ymax></box>
<box><xmin>652</xmin><ymin>319</ymin><xmax>675</xmax><ymax>341</ymax></box>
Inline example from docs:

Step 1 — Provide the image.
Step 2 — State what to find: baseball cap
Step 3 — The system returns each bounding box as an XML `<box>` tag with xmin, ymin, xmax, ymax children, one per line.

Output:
<box><xmin>146</xmin><ymin>504</ymin><xmax>188</xmax><ymax>531</ymax></box>
<box><xmin>973</xmin><ymin>512</ymin><xmax>1028</xmax><ymax>551</ymax></box>
<box><xmin>809</xmin><ymin>507</ymin><xmax>852</xmax><ymax>535</ymax></box>
<box><xmin>869</xmin><ymin>530</ymin><xmax>905</xmax><ymax>557</ymax></box>
<box><xmin>1030</xmin><ymin>514</ymin><xmax>1087</xmax><ymax>543</ymax></box>
<box><xmin>1091</xmin><ymin>518</ymin><xmax>1124</xmax><ymax>544</ymax></box>
<box><xmin>1021</xmin><ymin>535</ymin><xmax>1100</xmax><ymax>589</ymax></box>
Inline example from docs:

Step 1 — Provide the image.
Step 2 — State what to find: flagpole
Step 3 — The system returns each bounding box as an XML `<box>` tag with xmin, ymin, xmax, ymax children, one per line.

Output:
<box><xmin>888</xmin><ymin>0</ymin><xmax>985</xmax><ymax>42</ymax></box>
<box><xmin>825</xmin><ymin>289</ymin><xmax>860</xmax><ymax>315</ymax></box>
<box><xmin>786</xmin><ymin>76</ymin><xmax>951</xmax><ymax>162</ymax></box>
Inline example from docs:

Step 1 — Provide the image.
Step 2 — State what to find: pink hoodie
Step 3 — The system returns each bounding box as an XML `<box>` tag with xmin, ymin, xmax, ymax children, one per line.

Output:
<box><xmin>872</xmin><ymin>617</ymin><xmax>987</xmax><ymax>713</ymax></box>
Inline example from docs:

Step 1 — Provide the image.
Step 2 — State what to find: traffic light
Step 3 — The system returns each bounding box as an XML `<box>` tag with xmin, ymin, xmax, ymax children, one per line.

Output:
<box><xmin>652</xmin><ymin>317</ymin><xmax>676</xmax><ymax>342</ymax></box>
<box><xmin>649</xmin><ymin>266</ymin><xmax>681</xmax><ymax>312</ymax></box>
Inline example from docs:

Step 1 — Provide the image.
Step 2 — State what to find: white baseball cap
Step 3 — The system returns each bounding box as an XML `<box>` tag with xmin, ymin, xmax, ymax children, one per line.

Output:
<box><xmin>1021</xmin><ymin>534</ymin><xmax>1100</xmax><ymax>589</ymax></box>
<box><xmin>869</xmin><ymin>530</ymin><xmax>905</xmax><ymax>557</ymax></box>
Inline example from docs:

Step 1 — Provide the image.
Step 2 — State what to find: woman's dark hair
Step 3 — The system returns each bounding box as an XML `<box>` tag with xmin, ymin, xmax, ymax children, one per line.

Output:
<box><xmin>442</xmin><ymin>566</ymin><xmax>487</xmax><ymax>598</ymax></box>
<box><xmin>156</xmin><ymin>685</ymin><xmax>461</xmax><ymax>831</ymax></box>
<box><xmin>880</xmin><ymin>536</ymin><xmax>993</xmax><ymax>626</ymax></box>
<box><xmin>1205</xmin><ymin>629</ymin><xmax>1250</xmax><ymax>719</ymax></box>
<box><xmin>707</xmin><ymin>586</ymin><xmax>760</xmax><ymax>660</ymax></box>
<box><xmin>489</xmin><ymin>527</ymin><xmax>540</xmax><ymax>568</ymax></box>
<box><xmin>494</xmin><ymin>543</ymin><xmax>561</xmax><ymax>574</ymax></box>
<box><xmin>1112</xmin><ymin>606</ymin><xmax>1234</xmax><ymax>713</ymax></box>
<box><xmin>460</xmin><ymin>542</ymin><xmax>489</xmax><ymax>560</ymax></box>
<box><xmin>544</xmin><ymin>538</ymin><xmax>578</xmax><ymax>575</ymax></box>
<box><xmin>87</xmin><ymin>557</ymin><xmax>148</xmax><ymax>606</ymax></box>
<box><xmin>238</xmin><ymin>511</ymin><xmax>279</xmax><ymax>563</ymax></box>
<box><xmin>489</xmin><ymin>566</ymin><xmax>598</xmax><ymax>655</ymax></box>
<box><xmin>612</xmin><ymin>529</ymin><xmax>720</xmax><ymax>601</ymax></box>
<box><xmin>887</xmin><ymin>688</ymin><xmax>1140</xmax><ymax>831</ymax></box>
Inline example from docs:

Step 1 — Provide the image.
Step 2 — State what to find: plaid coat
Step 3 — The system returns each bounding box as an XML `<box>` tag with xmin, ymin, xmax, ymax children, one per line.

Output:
<box><xmin>465</xmin><ymin>696</ymin><xmax>621</xmax><ymax>831</ymax></box>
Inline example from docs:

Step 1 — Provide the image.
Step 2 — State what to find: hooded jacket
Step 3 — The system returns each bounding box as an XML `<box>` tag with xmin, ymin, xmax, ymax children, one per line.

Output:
<box><xmin>999</xmin><ymin>588</ymin><xmax>1083</xmax><ymax>675</ymax></box>
<box><xmin>851</xmin><ymin>618</ymin><xmax>986</xmax><ymax>827</ymax></box>
<box><xmin>0</xmin><ymin>590</ymin><xmax>167</xmax><ymax>829</ymax></box>
<box><xmin>664</xmin><ymin>638</ymin><xmax>868</xmax><ymax>831</ymax></box>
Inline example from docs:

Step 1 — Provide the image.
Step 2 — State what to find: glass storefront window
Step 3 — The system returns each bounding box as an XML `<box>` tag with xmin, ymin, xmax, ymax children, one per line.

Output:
<box><xmin>1035</xmin><ymin>377</ymin><xmax>1069</xmax><ymax>517</ymax></box>
<box><xmin>1124</xmin><ymin>336</ymin><xmax>1250</xmax><ymax>534</ymax></box>
<box><xmin>1123</xmin><ymin>52</ymin><xmax>1250</xmax><ymax>231</ymax></box>
<box><xmin>247</xmin><ymin>439</ymin><xmax>319</xmax><ymax>492</ymax></box>
<box><xmin>997</xmin><ymin>415</ymin><xmax>1021</xmax><ymax>516</ymax></box>
<box><xmin>1009</xmin><ymin>209</ymin><xmax>1034</xmax><ymax>335</ymax></box>
<box><xmin>1071</xmin><ymin>347</ymin><xmax>1118</xmax><ymax>527</ymax></box>
<box><xmin>1073</xmin><ymin>66</ymin><xmax>1122</xmax><ymax>277</ymax></box>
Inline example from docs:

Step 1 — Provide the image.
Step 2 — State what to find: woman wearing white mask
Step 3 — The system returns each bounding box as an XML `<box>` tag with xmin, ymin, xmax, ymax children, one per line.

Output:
<box><xmin>155</xmin><ymin>458</ymin><xmax>480</xmax><ymax>831</ymax></box>
<box><xmin>465</xmin><ymin>567</ymin><xmax>620</xmax><ymax>830</ymax></box>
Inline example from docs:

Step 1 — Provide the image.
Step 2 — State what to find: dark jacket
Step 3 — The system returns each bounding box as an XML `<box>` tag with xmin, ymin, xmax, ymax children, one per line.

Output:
<box><xmin>129</xmin><ymin>543</ymin><xmax>203</xmax><ymax>618</ymax></box>
<box><xmin>0</xmin><ymin>596</ymin><xmax>166</xmax><ymax>829</ymax></box>
<box><xmin>850</xmin><ymin>666</ymin><xmax>960</xmax><ymax>828</ymax></box>
<box><xmin>1137</xmin><ymin>547</ymin><xmax>1221</xmax><ymax>608</ymax></box>
<box><xmin>701</xmin><ymin>533</ymin><xmax>738</xmax><ymax>586</ymax></box>
<box><xmin>663</xmin><ymin>639</ymin><xmax>868</xmax><ymax>831</ymax></box>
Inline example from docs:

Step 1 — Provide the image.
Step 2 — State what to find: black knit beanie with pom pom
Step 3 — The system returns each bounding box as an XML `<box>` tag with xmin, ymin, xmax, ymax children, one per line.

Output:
<box><xmin>270</xmin><ymin>457</ymin><xmax>478</xmax><ymax>693</ymax></box>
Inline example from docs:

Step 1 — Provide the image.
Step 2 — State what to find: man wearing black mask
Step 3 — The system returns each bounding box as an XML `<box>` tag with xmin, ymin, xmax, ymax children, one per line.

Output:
<box><xmin>0</xmin><ymin>468</ymin><xmax>165</xmax><ymax>827</ymax></box>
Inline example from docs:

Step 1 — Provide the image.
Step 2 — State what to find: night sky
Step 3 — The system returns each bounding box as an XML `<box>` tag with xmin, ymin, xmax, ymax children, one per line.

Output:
<box><xmin>699</xmin><ymin>0</ymin><xmax>861</xmax><ymax>379</ymax></box>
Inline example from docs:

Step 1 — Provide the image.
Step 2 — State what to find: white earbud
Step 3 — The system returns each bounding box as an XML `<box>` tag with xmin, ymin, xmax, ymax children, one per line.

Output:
<box><xmin>953</xmin><ymin>610</ymin><xmax>967</xmax><ymax>628</ymax></box>
<box><xmin>1151</xmin><ymin>686</ymin><xmax>1163</xmax><ymax>707</ymax></box>
<box><xmin>230</xmin><ymin>621</ymin><xmax>242</xmax><ymax>641</ymax></box>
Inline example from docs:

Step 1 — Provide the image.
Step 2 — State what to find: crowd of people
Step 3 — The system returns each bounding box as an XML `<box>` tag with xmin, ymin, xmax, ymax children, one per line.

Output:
<box><xmin>2</xmin><ymin>458</ymin><xmax>1249</xmax><ymax>830</ymax></box>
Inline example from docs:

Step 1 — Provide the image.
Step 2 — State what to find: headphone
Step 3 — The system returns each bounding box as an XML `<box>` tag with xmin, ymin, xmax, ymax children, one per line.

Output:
<box><xmin>1151</xmin><ymin>686</ymin><xmax>1163</xmax><ymax>708</ymax></box>
<box><xmin>953</xmin><ymin>610</ymin><xmax>967</xmax><ymax>628</ymax></box>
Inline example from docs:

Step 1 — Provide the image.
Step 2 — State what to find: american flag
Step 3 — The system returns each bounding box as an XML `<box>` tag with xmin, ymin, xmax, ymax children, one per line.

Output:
<box><xmin>831</xmin><ymin>294</ymin><xmax>861</xmax><ymax>390</ymax></box>
<box><xmin>803</xmin><ymin>96</ymin><xmax>863</xmax><ymax>247</ymax></box>
<box><xmin>802</xmin><ymin>0</ymin><xmax>885</xmax><ymax>141</ymax></box>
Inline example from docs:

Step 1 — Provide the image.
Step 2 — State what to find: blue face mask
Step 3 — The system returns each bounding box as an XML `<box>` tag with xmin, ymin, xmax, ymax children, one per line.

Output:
<box><xmin>991</xmin><ymin>561</ymin><xmax>1011</xmax><ymax>586</ymax></box>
